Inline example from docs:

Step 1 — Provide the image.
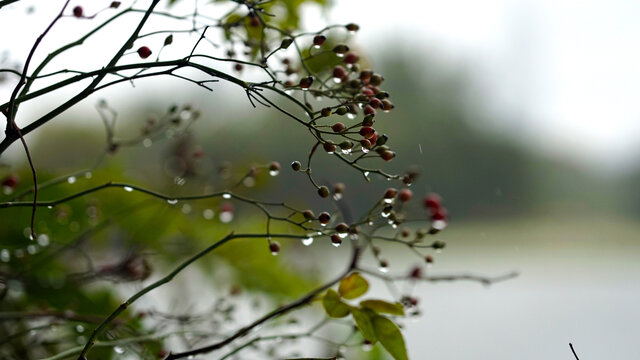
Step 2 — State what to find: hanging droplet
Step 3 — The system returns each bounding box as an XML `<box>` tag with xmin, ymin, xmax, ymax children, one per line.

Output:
<box><xmin>432</xmin><ymin>220</ymin><xmax>447</xmax><ymax>231</ymax></box>
<box><xmin>113</xmin><ymin>346</ymin><xmax>125</xmax><ymax>354</ymax></box>
<box><xmin>301</xmin><ymin>237</ymin><xmax>313</xmax><ymax>246</ymax></box>
<box><xmin>338</xmin><ymin>232</ymin><xmax>348</xmax><ymax>239</ymax></box>
<box><xmin>26</xmin><ymin>245</ymin><xmax>37</xmax><ymax>254</ymax></box>
<box><xmin>123</xmin><ymin>186</ymin><xmax>133</xmax><ymax>192</ymax></box>
<box><xmin>37</xmin><ymin>234</ymin><xmax>50</xmax><ymax>247</ymax></box>
<box><xmin>84</xmin><ymin>172</ymin><xmax>92</xmax><ymax>179</ymax></box>
<box><xmin>47</xmin><ymin>206</ymin><xmax>53</xmax><ymax>209</ymax></box>
<box><xmin>219</xmin><ymin>211</ymin><xmax>233</xmax><ymax>223</ymax></box>
<box><xmin>143</xmin><ymin>138</ymin><xmax>152</xmax><ymax>148</ymax></box>
<box><xmin>269</xmin><ymin>169</ymin><xmax>279</xmax><ymax>176</ymax></box>
<box><xmin>222</xmin><ymin>193</ymin><xmax>231</xmax><ymax>199</ymax></box>
<box><xmin>383</xmin><ymin>198</ymin><xmax>394</xmax><ymax>204</ymax></box>
<box><xmin>332</xmin><ymin>242</ymin><xmax>341</xmax><ymax>247</ymax></box>
<box><xmin>347</xmin><ymin>113</ymin><xmax>356</xmax><ymax>120</ymax></box>
<box><xmin>181</xmin><ymin>204</ymin><xmax>192</xmax><ymax>214</ymax></box>
<box><xmin>333</xmin><ymin>193</ymin><xmax>342</xmax><ymax>201</ymax></box>
<box><xmin>333</xmin><ymin>77</ymin><xmax>342</xmax><ymax>84</ymax></box>
<box><xmin>363</xmin><ymin>171</ymin><xmax>370</xmax><ymax>177</ymax></box>
<box><xmin>378</xmin><ymin>266</ymin><xmax>389</xmax><ymax>273</ymax></box>
<box><xmin>67</xmin><ymin>176</ymin><xmax>76</xmax><ymax>184</ymax></box>
<box><xmin>340</xmin><ymin>148</ymin><xmax>352</xmax><ymax>155</ymax></box>
<box><xmin>361</xmin><ymin>147</ymin><xmax>370</xmax><ymax>153</ymax></box>
<box><xmin>167</xmin><ymin>199</ymin><xmax>178</xmax><ymax>205</ymax></box>
<box><xmin>0</xmin><ymin>249</ymin><xmax>10</xmax><ymax>262</ymax></box>
<box><xmin>75</xmin><ymin>325</ymin><xmax>84</xmax><ymax>333</ymax></box>
<box><xmin>202</xmin><ymin>209</ymin><xmax>214</xmax><ymax>220</ymax></box>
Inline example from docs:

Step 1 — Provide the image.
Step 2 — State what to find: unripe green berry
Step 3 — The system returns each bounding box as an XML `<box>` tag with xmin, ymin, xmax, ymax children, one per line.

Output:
<box><xmin>318</xmin><ymin>186</ymin><xmax>330</xmax><ymax>198</ymax></box>
<box><xmin>291</xmin><ymin>161</ymin><xmax>302</xmax><ymax>171</ymax></box>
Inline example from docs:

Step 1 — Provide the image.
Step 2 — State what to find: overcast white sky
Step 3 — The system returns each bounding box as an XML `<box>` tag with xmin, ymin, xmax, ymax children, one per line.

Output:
<box><xmin>2</xmin><ymin>0</ymin><xmax>639</xmax><ymax>173</ymax></box>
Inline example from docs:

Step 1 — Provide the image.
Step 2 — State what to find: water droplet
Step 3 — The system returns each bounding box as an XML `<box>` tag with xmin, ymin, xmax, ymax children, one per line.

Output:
<box><xmin>361</xmin><ymin>147</ymin><xmax>370</xmax><ymax>153</ymax></box>
<box><xmin>320</xmin><ymin>223</ymin><xmax>327</xmax><ymax>227</ymax></box>
<box><xmin>113</xmin><ymin>346</ymin><xmax>125</xmax><ymax>354</ymax></box>
<box><xmin>243</xmin><ymin>176</ymin><xmax>256</xmax><ymax>187</ymax></box>
<box><xmin>336</xmin><ymin>53</ymin><xmax>345</xmax><ymax>58</ymax></box>
<box><xmin>313</xmin><ymin>44</ymin><xmax>321</xmax><ymax>49</ymax></box>
<box><xmin>316</xmin><ymin>231</ymin><xmax>323</xmax><ymax>235</ymax></box>
<box><xmin>367</xmin><ymin>220</ymin><xmax>374</xmax><ymax>226</ymax></box>
<box><xmin>333</xmin><ymin>193</ymin><xmax>342</xmax><ymax>201</ymax></box>
<box><xmin>3</xmin><ymin>186</ymin><xmax>13</xmax><ymax>195</ymax></box>
<box><xmin>285</xmin><ymin>89</ymin><xmax>294</xmax><ymax>95</ymax></box>
<box><xmin>332</xmin><ymin>77</ymin><xmax>342</xmax><ymax>84</ymax></box>
<box><xmin>383</xmin><ymin>198</ymin><xmax>394</xmax><ymax>204</ymax></box>
<box><xmin>84</xmin><ymin>172</ymin><xmax>92</xmax><ymax>179</ymax></box>
<box><xmin>123</xmin><ymin>186</ymin><xmax>133</xmax><ymax>192</ymax></box>
<box><xmin>432</xmin><ymin>220</ymin><xmax>447</xmax><ymax>230</ymax></box>
<box><xmin>436</xmin><ymin>249</ymin><xmax>443</xmax><ymax>254</ymax></box>
<box><xmin>363</xmin><ymin>171</ymin><xmax>370</xmax><ymax>177</ymax></box>
<box><xmin>326</xmin><ymin>150</ymin><xmax>334</xmax><ymax>155</ymax></box>
<box><xmin>338</xmin><ymin>233</ymin><xmax>348</xmax><ymax>239</ymax></box>
<box><xmin>75</xmin><ymin>325</ymin><xmax>84</xmax><ymax>333</ymax></box>
<box><xmin>378</xmin><ymin>266</ymin><xmax>389</xmax><ymax>273</ymax></box>
<box><xmin>37</xmin><ymin>234</ymin><xmax>50</xmax><ymax>246</ymax></box>
<box><xmin>143</xmin><ymin>138</ymin><xmax>152</xmax><ymax>148</ymax></box>
<box><xmin>301</xmin><ymin>237</ymin><xmax>313</xmax><ymax>246</ymax></box>
<box><xmin>26</xmin><ymin>245</ymin><xmax>37</xmax><ymax>254</ymax></box>
<box><xmin>203</xmin><ymin>209</ymin><xmax>214</xmax><ymax>220</ymax></box>
<box><xmin>219</xmin><ymin>211</ymin><xmax>233</xmax><ymax>223</ymax></box>
<box><xmin>187</xmin><ymin>356</ymin><xmax>195</xmax><ymax>360</ymax></box>
<box><xmin>47</xmin><ymin>205</ymin><xmax>53</xmax><ymax>209</ymax></box>
<box><xmin>0</xmin><ymin>249</ymin><xmax>10</xmax><ymax>262</ymax></box>
<box><xmin>347</xmin><ymin>113</ymin><xmax>356</xmax><ymax>120</ymax></box>
<box><xmin>174</xmin><ymin>176</ymin><xmax>186</xmax><ymax>186</ymax></box>
<box><xmin>269</xmin><ymin>170</ymin><xmax>279</xmax><ymax>176</ymax></box>
<box><xmin>391</xmin><ymin>223</ymin><xmax>398</xmax><ymax>229</ymax></box>
<box><xmin>181</xmin><ymin>204</ymin><xmax>192</xmax><ymax>214</ymax></box>
<box><xmin>362</xmin><ymin>342</ymin><xmax>373</xmax><ymax>352</ymax></box>
<box><xmin>167</xmin><ymin>199</ymin><xmax>178</xmax><ymax>205</ymax></box>
<box><xmin>340</xmin><ymin>148</ymin><xmax>352</xmax><ymax>155</ymax></box>
<box><xmin>381</xmin><ymin>211</ymin><xmax>390</xmax><ymax>218</ymax></box>
<box><xmin>332</xmin><ymin>242</ymin><xmax>341</xmax><ymax>247</ymax></box>
<box><xmin>67</xmin><ymin>176</ymin><xmax>76</xmax><ymax>184</ymax></box>
<box><xmin>222</xmin><ymin>193</ymin><xmax>231</xmax><ymax>199</ymax></box>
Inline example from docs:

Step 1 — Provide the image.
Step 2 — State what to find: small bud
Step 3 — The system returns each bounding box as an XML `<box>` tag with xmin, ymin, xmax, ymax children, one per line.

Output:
<box><xmin>376</xmin><ymin>134</ymin><xmax>389</xmax><ymax>146</ymax></box>
<box><xmin>318</xmin><ymin>186</ymin><xmax>330</xmax><ymax>198</ymax></box>
<box><xmin>403</xmin><ymin>174</ymin><xmax>413</xmax><ymax>186</ymax></box>
<box><xmin>372</xmin><ymin>245</ymin><xmax>381</xmax><ymax>256</ymax></box>
<box><xmin>345</xmin><ymin>23</ymin><xmax>360</xmax><ymax>32</ymax></box>
<box><xmin>164</xmin><ymin>34</ymin><xmax>173</xmax><ymax>46</ymax></box>
<box><xmin>331</xmin><ymin>234</ymin><xmax>342</xmax><ymax>245</ymax></box>
<box><xmin>425</xmin><ymin>255</ymin><xmax>434</xmax><ymax>264</ymax></box>
<box><xmin>234</xmin><ymin>63</ymin><xmax>243</xmax><ymax>72</ymax></box>
<box><xmin>318</xmin><ymin>212</ymin><xmax>331</xmax><ymax>224</ymax></box>
<box><xmin>432</xmin><ymin>241</ymin><xmax>446</xmax><ymax>250</ymax></box>
<box><xmin>369</xmin><ymin>98</ymin><xmax>382</xmax><ymax>109</ymax></box>
<box><xmin>302</xmin><ymin>210</ymin><xmax>315</xmax><ymax>220</ymax></box>
<box><xmin>269</xmin><ymin>241</ymin><xmax>281</xmax><ymax>254</ymax></box>
<box><xmin>249</xmin><ymin>15</ymin><xmax>260</xmax><ymax>27</ymax></box>
<box><xmin>280</xmin><ymin>38</ymin><xmax>294</xmax><ymax>49</ymax></box>
<box><xmin>321</xmin><ymin>107</ymin><xmax>332</xmax><ymax>117</ymax></box>
<box><xmin>401</xmin><ymin>228</ymin><xmax>411</xmax><ymax>237</ymax></box>
<box><xmin>110</xmin><ymin>1</ymin><xmax>121</xmax><ymax>8</ymax></box>
<box><xmin>335</xmin><ymin>107</ymin><xmax>348</xmax><ymax>115</ymax></box>
<box><xmin>381</xmin><ymin>99</ymin><xmax>394</xmax><ymax>111</ymax></box>
<box><xmin>376</xmin><ymin>91</ymin><xmax>390</xmax><ymax>99</ymax></box>
<box><xmin>269</xmin><ymin>161</ymin><xmax>280</xmax><ymax>172</ymax></box>
<box><xmin>333</xmin><ymin>182</ymin><xmax>345</xmax><ymax>194</ymax></box>
<box><xmin>291</xmin><ymin>161</ymin><xmax>302</xmax><ymax>171</ymax></box>
<box><xmin>333</xmin><ymin>44</ymin><xmax>349</xmax><ymax>55</ymax></box>
<box><xmin>299</xmin><ymin>76</ymin><xmax>314</xmax><ymax>89</ymax></box>
<box><xmin>344</xmin><ymin>52</ymin><xmax>359</xmax><ymax>64</ymax></box>
<box><xmin>410</xmin><ymin>266</ymin><xmax>422</xmax><ymax>279</ymax></box>
<box><xmin>384</xmin><ymin>188</ymin><xmax>397</xmax><ymax>199</ymax></box>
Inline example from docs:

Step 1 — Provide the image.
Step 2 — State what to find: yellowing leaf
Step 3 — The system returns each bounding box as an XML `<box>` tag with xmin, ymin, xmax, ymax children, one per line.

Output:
<box><xmin>322</xmin><ymin>289</ymin><xmax>351</xmax><ymax>318</ymax></box>
<box><xmin>351</xmin><ymin>308</ymin><xmax>377</xmax><ymax>343</ymax></box>
<box><xmin>338</xmin><ymin>272</ymin><xmax>369</xmax><ymax>299</ymax></box>
<box><xmin>360</xmin><ymin>299</ymin><xmax>405</xmax><ymax>316</ymax></box>
<box><xmin>372</xmin><ymin>315</ymin><xmax>408</xmax><ymax>360</ymax></box>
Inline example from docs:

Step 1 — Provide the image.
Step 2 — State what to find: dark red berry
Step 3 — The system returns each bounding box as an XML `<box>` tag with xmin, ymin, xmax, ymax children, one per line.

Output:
<box><xmin>380</xmin><ymin>150</ymin><xmax>395</xmax><ymax>161</ymax></box>
<box><xmin>423</xmin><ymin>193</ymin><xmax>442</xmax><ymax>209</ymax></box>
<box><xmin>369</xmin><ymin>132</ymin><xmax>378</xmax><ymax>145</ymax></box>
<box><xmin>72</xmin><ymin>6</ymin><xmax>83</xmax><ymax>17</ymax></box>
<box><xmin>369</xmin><ymin>98</ymin><xmax>382</xmax><ymax>109</ymax></box>
<box><xmin>332</xmin><ymin>65</ymin><xmax>348</xmax><ymax>80</ymax></box>
<box><xmin>331</xmin><ymin>234</ymin><xmax>342</xmax><ymax>245</ymax></box>
<box><xmin>410</xmin><ymin>266</ymin><xmax>422</xmax><ymax>279</ymax></box>
<box><xmin>399</xmin><ymin>189</ymin><xmax>412</xmax><ymax>202</ymax></box>
<box><xmin>269</xmin><ymin>241</ymin><xmax>280</xmax><ymax>254</ymax></box>
<box><xmin>323</xmin><ymin>142</ymin><xmax>336</xmax><ymax>153</ymax></box>
<box><xmin>313</xmin><ymin>35</ymin><xmax>326</xmax><ymax>46</ymax></box>
<box><xmin>2</xmin><ymin>174</ymin><xmax>19</xmax><ymax>189</ymax></box>
<box><xmin>321</xmin><ymin>107</ymin><xmax>332</xmax><ymax>117</ymax></box>
<box><xmin>425</xmin><ymin>255</ymin><xmax>434</xmax><ymax>264</ymax></box>
<box><xmin>363</xmin><ymin>105</ymin><xmax>376</xmax><ymax>116</ymax></box>
<box><xmin>335</xmin><ymin>223</ymin><xmax>349</xmax><ymax>234</ymax></box>
<box><xmin>302</xmin><ymin>210</ymin><xmax>315</xmax><ymax>220</ymax></box>
<box><xmin>234</xmin><ymin>63</ymin><xmax>243</xmax><ymax>72</ymax></box>
<box><xmin>332</xmin><ymin>122</ymin><xmax>346</xmax><ymax>133</ymax></box>
<box><xmin>249</xmin><ymin>15</ymin><xmax>260</xmax><ymax>27</ymax></box>
<box><xmin>359</xmin><ymin>126</ymin><xmax>375</xmax><ymax>139</ymax></box>
<box><xmin>137</xmin><ymin>46</ymin><xmax>152</xmax><ymax>59</ymax></box>
<box><xmin>220</xmin><ymin>202</ymin><xmax>234</xmax><ymax>213</ymax></box>
<box><xmin>318</xmin><ymin>212</ymin><xmax>331</xmax><ymax>224</ymax></box>
<box><xmin>431</xmin><ymin>208</ymin><xmax>447</xmax><ymax>221</ymax></box>
<box><xmin>344</xmin><ymin>52</ymin><xmax>359</xmax><ymax>64</ymax></box>
<box><xmin>299</xmin><ymin>76</ymin><xmax>314</xmax><ymax>88</ymax></box>
<box><xmin>384</xmin><ymin>188</ymin><xmax>397</xmax><ymax>199</ymax></box>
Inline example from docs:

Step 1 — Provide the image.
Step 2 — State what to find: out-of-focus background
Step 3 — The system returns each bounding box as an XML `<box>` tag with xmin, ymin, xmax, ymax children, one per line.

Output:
<box><xmin>1</xmin><ymin>0</ymin><xmax>639</xmax><ymax>359</ymax></box>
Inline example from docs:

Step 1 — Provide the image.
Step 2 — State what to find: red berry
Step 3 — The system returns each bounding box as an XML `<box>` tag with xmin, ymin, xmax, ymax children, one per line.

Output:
<box><xmin>362</xmin><ymin>87</ymin><xmax>375</xmax><ymax>96</ymax></box>
<box><xmin>323</xmin><ymin>142</ymin><xmax>336</xmax><ymax>153</ymax></box>
<box><xmin>410</xmin><ymin>266</ymin><xmax>422</xmax><ymax>279</ymax></box>
<box><xmin>2</xmin><ymin>174</ymin><xmax>19</xmax><ymax>189</ymax></box>
<box><xmin>423</xmin><ymin>193</ymin><xmax>442</xmax><ymax>209</ymax></box>
<box><xmin>431</xmin><ymin>208</ymin><xmax>447</xmax><ymax>221</ymax></box>
<box><xmin>398</xmin><ymin>189</ymin><xmax>412</xmax><ymax>202</ymax></box>
<box><xmin>318</xmin><ymin>212</ymin><xmax>331</xmax><ymax>224</ymax></box>
<box><xmin>380</xmin><ymin>150</ymin><xmax>395</xmax><ymax>161</ymax></box>
<box><xmin>332</xmin><ymin>65</ymin><xmax>348</xmax><ymax>80</ymax></box>
<box><xmin>299</xmin><ymin>76</ymin><xmax>313</xmax><ymax>88</ymax></box>
<box><xmin>332</xmin><ymin>122</ymin><xmax>346</xmax><ymax>133</ymax></box>
<box><xmin>360</xmin><ymin>139</ymin><xmax>372</xmax><ymax>149</ymax></box>
<box><xmin>72</xmin><ymin>6</ymin><xmax>83</xmax><ymax>17</ymax></box>
<box><xmin>137</xmin><ymin>46</ymin><xmax>152</xmax><ymax>59</ymax></box>
<box><xmin>234</xmin><ymin>63</ymin><xmax>243</xmax><ymax>72</ymax></box>
<box><xmin>220</xmin><ymin>202</ymin><xmax>234</xmax><ymax>213</ymax></box>
<box><xmin>384</xmin><ymin>188</ymin><xmax>397</xmax><ymax>199</ymax></box>
<box><xmin>425</xmin><ymin>255</ymin><xmax>434</xmax><ymax>264</ymax></box>
<box><xmin>381</xmin><ymin>99</ymin><xmax>394</xmax><ymax>111</ymax></box>
<box><xmin>313</xmin><ymin>35</ymin><xmax>326</xmax><ymax>46</ymax></box>
<box><xmin>363</xmin><ymin>105</ymin><xmax>376</xmax><ymax>116</ymax></box>
<box><xmin>331</xmin><ymin>234</ymin><xmax>342</xmax><ymax>245</ymax></box>
<box><xmin>249</xmin><ymin>15</ymin><xmax>260</xmax><ymax>27</ymax></box>
<box><xmin>369</xmin><ymin>98</ymin><xmax>381</xmax><ymax>109</ymax></box>
<box><xmin>344</xmin><ymin>52</ymin><xmax>359</xmax><ymax>64</ymax></box>
<box><xmin>369</xmin><ymin>132</ymin><xmax>378</xmax><ymax>145</ymax></box>
<box><xmin>359</xmin><ymin>126</ymin><xmax>375</xmax><ymax>139</ymax></box>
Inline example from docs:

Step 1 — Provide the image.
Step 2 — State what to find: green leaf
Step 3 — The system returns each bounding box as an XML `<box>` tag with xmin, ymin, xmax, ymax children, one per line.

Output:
<box><xmin>360</xmin><ymin>300</ymin><xmax>405</xmax><ymax>316</ymax></box>
<box><xmin>338</xmin><ymin>272</ymin><xmax>369</xmax><ymax>299</ymax></box>
<box><xmin>372</xmin><ymin>315</ymin><xmax>408</xmax><ymax>360</ymax></box>
<box><xmin>351</xmin><ymin>308</ymin><xmax>377</xmax><ymax>343</ymax></box>
<box><xmin>322</xmin><ymin>289</ymin><xmax>351</xmax><ymax>318</ymax></box>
